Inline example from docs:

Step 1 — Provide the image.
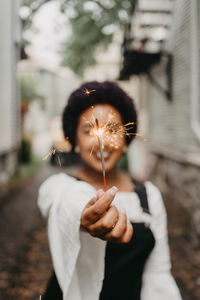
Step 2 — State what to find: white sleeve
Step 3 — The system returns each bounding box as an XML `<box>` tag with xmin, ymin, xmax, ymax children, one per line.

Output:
<box><xmin>37</xmin><ymin>173</ymin><xmax>96</xmax><ymax>299</ymax></box>
<box><xmin>141</xmin><ymin>182</ymin><xmax>182</xmax><ymax>300</ymax></box>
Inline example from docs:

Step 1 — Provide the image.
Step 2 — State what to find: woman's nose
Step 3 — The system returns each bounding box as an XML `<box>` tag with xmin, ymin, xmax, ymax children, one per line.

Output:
<box><xmin>102</xmin><ymin>133</ymin><xmax>122</xmax><ymax>150</ymax></box>
<box><xmin>102</xmin><ymin>136</ymin><xmax>113</xmax><ymax>150</ymax></box>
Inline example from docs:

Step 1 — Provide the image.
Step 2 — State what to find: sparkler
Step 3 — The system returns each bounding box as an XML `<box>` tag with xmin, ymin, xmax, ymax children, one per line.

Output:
<box><xmin>85</xmin><ymin>108</ymin><xmax>136</xmax><ymax>150</ymax></box>
<box><xmin>83</xmin><ymin>107</ymin><xmax>139</xmax><ymax>191</ymax></box>
<box><xmin>82</xmin><ymin>88</ymin><xmax>96</xmax><ymax>96</ymax></box>
<box><xmin>42</xmin><ymin>148</ymin><xmax>62</xmax><ymax>167</ymax></box>
<box><xmin>95</xmin><ymin>118</ymin><xmax>107</xmax><ymax>192</ymax></box>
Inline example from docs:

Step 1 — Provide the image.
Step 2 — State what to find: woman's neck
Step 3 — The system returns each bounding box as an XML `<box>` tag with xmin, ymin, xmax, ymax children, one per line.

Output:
<box><xmin>75</xmin><ymin>164</ymin><xmax>117</xmax><ymax>182</ymax></box>
<box><xmin>74</xmin><ymin>164</ymin><xmax>133</xmax><ymax>192</ymax></box>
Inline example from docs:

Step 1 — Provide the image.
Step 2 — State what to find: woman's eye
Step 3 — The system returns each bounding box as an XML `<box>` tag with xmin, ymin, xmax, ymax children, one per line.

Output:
<box><xmin>83</xmin><ymin>129</ymin><xmax>91</xmax><ymax>135</ymax></box>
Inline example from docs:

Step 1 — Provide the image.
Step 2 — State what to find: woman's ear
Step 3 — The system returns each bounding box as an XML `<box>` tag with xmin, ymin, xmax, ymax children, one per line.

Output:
<box><xmin>75</xmin><ymin>145</ymin><xmax>80</xmax><ymax>153</ymax></box>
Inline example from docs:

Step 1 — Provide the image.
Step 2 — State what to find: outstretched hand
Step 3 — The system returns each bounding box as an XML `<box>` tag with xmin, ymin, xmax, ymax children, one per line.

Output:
<box><xmin>80</xmin><ymin>187</ymin><xmax>133</xmax><ymax>243</ymax></box>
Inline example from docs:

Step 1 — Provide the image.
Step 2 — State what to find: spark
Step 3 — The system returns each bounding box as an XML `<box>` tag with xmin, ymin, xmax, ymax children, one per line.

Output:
<box><xmin>89</xmin><ymin>110</ymin><xmax>136</xmax><ymax>150</ymax></box>
<box><xmin>57</xmin><ymin>155</ymin><xmax>62</xmax><ymax>167</ymax></box>
<box><xmin>85</xmin><ymin>109</ymin><xmax>137</xmax><ymax>191</ymax></box>
<box><xmin>83</xmin><ymin>107</ymin><xmax>147</xmax><ymax>152</ymax></box>
<box><xmin>82</xmin><ymin>88</ymin><xmax>96</xmax><ymax>96</ymax></box>
<box><xmin>42</xmin><ymin>148</ymin><xmax>63</xmax><ymax>167</ymax></box>
<box><xmin>42</xmin><ymin>148</ymin><xmax>57</xmax><ymax>160</ymax></box>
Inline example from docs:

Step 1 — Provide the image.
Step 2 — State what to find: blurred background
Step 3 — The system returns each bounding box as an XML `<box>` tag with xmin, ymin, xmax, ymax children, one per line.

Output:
<box><xmin>0</xmin><ymin>0</ymin><xmax>200</xmax><ymax>299</ymax></box>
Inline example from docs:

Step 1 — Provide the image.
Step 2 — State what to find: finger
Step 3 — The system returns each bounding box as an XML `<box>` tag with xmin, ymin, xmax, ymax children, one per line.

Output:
<box><xmin>85</xmin><ymin>196</ymin><xmax>98</xmax><ymax>209</ymax></box>
<box><xmin>119</xmin><ymin>221</ymin><xmax>133</xmax><ymax>244</ymax></box>
<box><xmin>103</xmin><ymin>209</ymin><xmax>127</xmax><ymax>241</ymax></box>
<box><xmin>97</xmin><ymin>189</ymin><xmax>104</xmax><ymax>200</ymax></box>
<box><xmin>85</xmin><ymin>186</ymin><xmax>118</xmax><ymax>222</ymax></box>
<box><xmin>88</xmin><ymin>206</ymin><xmax>119</xmax><ymax>236</ymax></box>
<box><xmin>85</xmin><ymin>188</ymin><xmax>104</xmax><ymax>210</ymax></box>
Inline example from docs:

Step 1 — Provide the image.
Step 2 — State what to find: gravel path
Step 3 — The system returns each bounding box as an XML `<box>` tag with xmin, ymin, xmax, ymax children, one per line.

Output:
<box><xmin>0</xmin><ymin>164</ymin><xmax>199</xmax><ymax>300</ymax></box>
<box><xmin>0</xmin><ymin>164</ymin><xmax>76</xmax><ymax>300</ymax></box>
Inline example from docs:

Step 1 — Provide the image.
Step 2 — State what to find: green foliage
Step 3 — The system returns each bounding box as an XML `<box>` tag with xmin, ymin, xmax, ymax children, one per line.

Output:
<box><xmin>61</xmin><ymin>15</ymin><xmax>113</xmax><ymax>76</ymax></box>
<box><xmin>21</xmin><ymin>0</ymin><xmax>137</xmax><ymax>75</ymax></box>
<box><xmin>117</xmin><ymin>152</ymin><xmax>128</xmax><ymax>171</ymax></box>
<box><xmin>20</xmin><ymin>75</ymin><xmax>37</xmax><ymax>103</ymax></box>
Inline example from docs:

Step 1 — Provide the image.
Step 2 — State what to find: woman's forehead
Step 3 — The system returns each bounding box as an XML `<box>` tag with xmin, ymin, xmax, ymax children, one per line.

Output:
<box><xmin>79</xmin><ymin>104</ymin><xmax>123</xmax><ymax>124</ymax></box>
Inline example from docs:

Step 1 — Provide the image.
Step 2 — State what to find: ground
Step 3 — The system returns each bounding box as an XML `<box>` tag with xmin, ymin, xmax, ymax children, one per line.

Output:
<box><xmin>0</xmin><ymin>164</ymin><xmax>199</xmax><ymax>300</ymax></box>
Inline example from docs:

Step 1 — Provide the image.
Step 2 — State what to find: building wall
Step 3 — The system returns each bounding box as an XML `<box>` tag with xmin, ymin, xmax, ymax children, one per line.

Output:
<box><xmin>18</xmin><ymin>61</ymin><xmax>80</xmax><ymax>156</ymax></box>
<box><xmin>84</xmin><ymin>31</ymin><xmax>122</xmax><ymax>81</ymax></box>
<box><xmin>143</xmin><ymin>0</ymin><xmax>200</xmax><ymax>162</ymax></box>
<box><xmin>0</xmin><ymin>0</ymin><xmax>21</xmax><ymax>187</ymax></box>
<box><xmin>37</xmin><ymin>68</ymin><xmax>80</xmax><ymax>118</ymax></box>
<box><xmin>140</xmin><ymin>0</ymin><xmax>200</xmax><ymax>242</ymax></box>
<box><xmin>19</xmin><ymin>61</ymin><xmax>80</xmax><ymax>118</ymax></box>
<box><xmin>150</xmin><ymin>154</ymin><xmax>200</xmax><ymax>244</ymax></box>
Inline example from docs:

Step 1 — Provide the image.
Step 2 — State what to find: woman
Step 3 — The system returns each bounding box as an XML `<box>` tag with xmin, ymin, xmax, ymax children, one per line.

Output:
<box><xmin>38</xmin><ymin>81</ymin><xmax>182</xmax><ymax>300</ymax></box>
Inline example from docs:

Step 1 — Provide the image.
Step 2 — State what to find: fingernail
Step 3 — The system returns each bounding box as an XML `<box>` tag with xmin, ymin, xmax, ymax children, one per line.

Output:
<box><xmin>127</xmin><ymin>220</ymin><xmax>132</xmax><ymax>226</ymax></box>
<box><xmin>119</xmin><ymin>207</ymin><xmax>126</xmax><ymax>214</ymax></box>
<box><xmin>97</xmin><ymin>189</ymin><xmax>103</xmax><ymax>195</ymax></box>
<box><xmin>110</xmin><ymin>186</ymin><xmax>118</xmax><ymax>196</ymax></box>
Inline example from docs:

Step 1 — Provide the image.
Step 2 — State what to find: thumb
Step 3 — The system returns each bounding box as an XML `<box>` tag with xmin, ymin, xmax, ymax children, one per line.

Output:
<box><xmin>97</xmin><ymin>189</ymin><xmax>104</xmax><ymax>200</ymax></box>
<box><xmin>85</xmin><ymin>196</ymin><xmax>98</xmax><ymax>208</ymax></box>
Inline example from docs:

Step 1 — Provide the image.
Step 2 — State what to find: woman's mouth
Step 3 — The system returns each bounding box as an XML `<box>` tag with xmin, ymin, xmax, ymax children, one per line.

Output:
<box><xmin>93</xmin><ymin>151</ymin><xmax>111</xmax><ymax>161</ymax></box>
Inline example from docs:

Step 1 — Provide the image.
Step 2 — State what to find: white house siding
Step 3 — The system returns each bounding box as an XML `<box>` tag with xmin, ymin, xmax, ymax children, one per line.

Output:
<box><xmin>0</xmin><ymin>0</ymin><xmax>21</xmax><ymax>187</ymax></box>
<box><xmin>37</xmin><ymin>69</ymin><xmax>79</xmax><ymax>119</ymax></box>
<box><xmin>139</xmin><ymin>0</ymin><xmax>200</xmax><ymax>242</ymax></box>
<box><xmin>18</xmin><ymin>61</ymin><xmax>80</xmax><ymax>156</ymax></box>
<box><xmin>143</xmin><ymin>0</ymin><xmax>200</xmax><ymax>161</ymax></box>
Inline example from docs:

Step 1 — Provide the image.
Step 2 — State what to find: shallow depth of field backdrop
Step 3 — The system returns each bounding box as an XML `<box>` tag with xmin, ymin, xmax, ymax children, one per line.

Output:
<box><xmin>0</xmin><ymin>1</ymin><xmax>200</xmax><ymax>299</ymax></box>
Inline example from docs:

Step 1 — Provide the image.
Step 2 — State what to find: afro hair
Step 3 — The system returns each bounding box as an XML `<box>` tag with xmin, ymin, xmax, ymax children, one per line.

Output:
<box><xmin>62</xmin><ymin>81</ymin><xmax>137</xmax><ymax>149</ymax></box>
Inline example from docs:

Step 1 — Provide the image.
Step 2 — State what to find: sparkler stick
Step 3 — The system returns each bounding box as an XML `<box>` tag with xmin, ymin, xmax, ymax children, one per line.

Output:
<box><xmin>95</xmin><ymin>118</ymin><xmax>106</xmax><ymax>192</ymax></box>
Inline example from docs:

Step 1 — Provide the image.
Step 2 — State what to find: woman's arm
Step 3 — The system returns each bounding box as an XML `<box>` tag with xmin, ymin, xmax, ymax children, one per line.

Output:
<box><xmin>38</xmin><ymin>174</ymin><xmax>94</xmax><ymax>299</ymax></box>
<box><xmin>141</xmin><ymin>182</ymin><xmax>182</xmax><ymax>300</ymax></box>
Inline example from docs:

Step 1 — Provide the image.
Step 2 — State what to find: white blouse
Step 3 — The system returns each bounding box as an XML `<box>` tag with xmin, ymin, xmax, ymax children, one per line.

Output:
<box><xmin>38</xmin><ymin>173</ymin><xmax>182</xmax><ymax>300</ymax></box>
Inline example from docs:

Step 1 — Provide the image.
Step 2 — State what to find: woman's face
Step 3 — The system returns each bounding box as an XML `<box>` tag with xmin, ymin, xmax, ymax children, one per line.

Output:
<box><xmin>76</xmin><ymin>104</ymin><xmax>126</xmax><ymax>173</ymax></box>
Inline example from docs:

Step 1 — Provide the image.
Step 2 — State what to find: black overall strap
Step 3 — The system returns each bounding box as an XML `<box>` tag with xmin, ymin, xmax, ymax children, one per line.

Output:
<box><xmin>133</xmin><ymin>179</ymin><xmax>151</xmax><ymax>214</ymax></box>
<box><xmin>74</xmin><ymin>176</ymin><xmax>151</xmax><ymax>214</ymax></box>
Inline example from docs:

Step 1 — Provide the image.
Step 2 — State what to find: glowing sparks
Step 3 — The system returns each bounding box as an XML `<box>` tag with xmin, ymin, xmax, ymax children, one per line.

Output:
<box><xmin>42</xmin><ymin>148</ymin><xmax>63</xmax><ymax>167</ymax></box>
<box><xmin>57</xmin><ymin>155</ymin><xmax>62</xmax><ymax>167</ymax></box>
<box><xmin>82</xmin><ymin>88</ymin><xmax>96</xmax><ymax>96</ymax></box>
<box><xmin>93</xmin><ymin>127</ymin><xmax>104</xmax><ymax>137</ymax></box>
<box><xmin>85</xmin><ymin>108</ymin><xmax>136</xmax><ymax>151</ymax></box>
<box><xmin>42</xmin><ymin>148</ymin><xmax>56</xmax><ymax>160</ymax></box>
<box><xmin>93</xmin><ymin>119</ymin><xmax>104</xmax><ymax>137</ymax></box>
<box><xmin>81</xmin><ymin>107</ymin><xmax>144</xmax><ymax>191</ymax></box>
<box><xmin>89</xmin><ymin>114</ymin><xmax>136</xmax><ymax>191</ymax></box>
